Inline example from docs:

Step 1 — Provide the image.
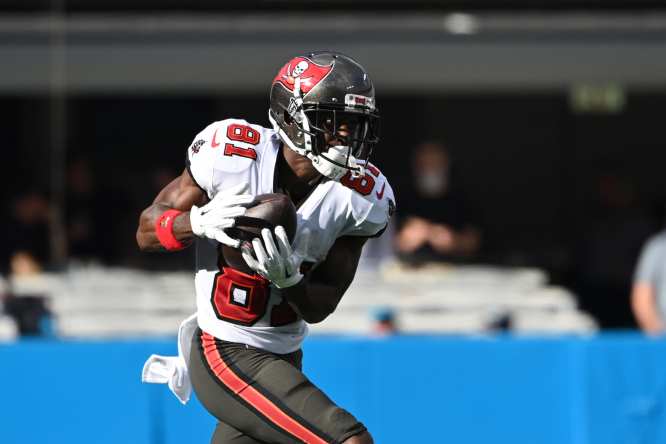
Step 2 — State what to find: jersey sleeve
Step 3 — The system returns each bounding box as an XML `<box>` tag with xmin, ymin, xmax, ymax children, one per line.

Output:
<box><xmin>341</xmin><ymin>167</ymin><xmax>396</xmax><ymax>238</ymax></box>
<box><xmin>185</xmin><ymin>119</ymin><xmax>266</xmax><ymax>199</ymax></box>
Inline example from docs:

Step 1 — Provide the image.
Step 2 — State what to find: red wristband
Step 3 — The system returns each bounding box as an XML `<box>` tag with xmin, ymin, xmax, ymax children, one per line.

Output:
<box><xmin>155</xmin><ymin>209</ymin><xmax>186</xmax><ymax>251</ymax></box>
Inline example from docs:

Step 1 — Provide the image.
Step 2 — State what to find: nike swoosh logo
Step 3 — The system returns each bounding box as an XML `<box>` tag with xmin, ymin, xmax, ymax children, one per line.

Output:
<box><xmin>376</xmin><ymin>182</ymin><xmax>386</xmax><ymax>200</ymax></box>
<box><xmin>211</xmin><ymin>129</ymin><xmax>220</xmax><ymax>148</ymax></box>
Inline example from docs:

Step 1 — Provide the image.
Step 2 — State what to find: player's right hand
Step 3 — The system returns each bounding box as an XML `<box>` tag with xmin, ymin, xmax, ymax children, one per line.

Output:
<box><xmin>189</xmin><ymin>183</ymin><xmax>254</xmax><ymax>248</ymax></box>
<box><xmin>241</xmin><ymin>226</ymin><xmax>310</xmax><ymax>289</ymax></box>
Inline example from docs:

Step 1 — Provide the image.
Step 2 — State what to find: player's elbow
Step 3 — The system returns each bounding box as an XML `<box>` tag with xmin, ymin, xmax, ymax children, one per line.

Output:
<box><xmin>136</xmin><ymin>230</ymin><xmax>151</xmax><ymax>252</ymax></box>
<box><xmin>136</xmin><ymin>207</ymin><xmax>155</xmax><ymax>251</ymax></box>
<box><xmin>301</xmin><ymin>310</ymin><xmax>325</xmax><ymax>324</ymax></box>
<box><xmin>302</xmin><ymin>301</ymin><xmax>338</xmax><ymax>324</ymax></box>
<box><xmin>302</xmin><ymin>310</ymin><xmax>331</xmax><ymax>324</ymax></box>
<box><xmin>285</xmin><ymin>285</ymin><xmax>342</xmax><ymax>324</ymax></box>
<box><xmin>136</xmin><ymin>230</ymin><xmax>149</xmax><ymax>252</ymax></box>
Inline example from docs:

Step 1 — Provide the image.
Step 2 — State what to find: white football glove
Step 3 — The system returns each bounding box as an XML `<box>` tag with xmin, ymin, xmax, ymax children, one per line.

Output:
<box><xmin>241</xmin><ymin>226</ymin><xmax>310</xmax><ymax>289</ymax></box>
<box><xmin>190</xmin><ymin>183</ymin><xmax>254</xmax><ymax>248</ymax></box>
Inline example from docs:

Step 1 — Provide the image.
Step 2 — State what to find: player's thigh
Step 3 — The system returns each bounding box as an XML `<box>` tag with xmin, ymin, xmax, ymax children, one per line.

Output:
<box><xmin>211</xmin><ymin>422</ymin><xmax>266</xmax><ymax>444</ymax></box>
<box><xmin>189</xmin><ymin>329</ymin><xmax>366</xmax><ymax>444</ymax></box>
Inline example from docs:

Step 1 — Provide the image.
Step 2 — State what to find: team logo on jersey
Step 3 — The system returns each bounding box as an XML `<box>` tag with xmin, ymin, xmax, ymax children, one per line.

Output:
<box><xmin>190</xmin><ymin>139</ymin><xmax>205</xmax><ymax>154</ymax></box>
<box><xmin>388</xmin><ymin>199</ymin><xmax>396</xmax><ymax>218</ymax></box>
<box><xmin>273</xmin><ymin>57</ymin><xmax>333</xmax><ymax>95</ymax></box>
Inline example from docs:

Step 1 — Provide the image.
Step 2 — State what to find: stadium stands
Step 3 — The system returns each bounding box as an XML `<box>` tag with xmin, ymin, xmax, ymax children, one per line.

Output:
<box><xmin>2</xmin><ymin>260</ymin><xmax>597</xmax><ymax>338</ymax></box>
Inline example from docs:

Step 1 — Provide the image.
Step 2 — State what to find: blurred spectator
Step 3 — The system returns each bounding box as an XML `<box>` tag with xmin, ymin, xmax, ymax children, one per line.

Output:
<box><xmin>631</xmin><ymin>231</ymin><xmax>666</xmax><ymax>335</ymax></box>
<box><xmin>395</xmin><ymin>142</ymin><xmax>481</xmax><ymax>263</ymax></box>
<box><xmin>2</xmin><ymin>190</ymin><xmax>51</xmax><ymax>273</ymax></box>
<box><xmin>10</xmin><ymin>252</ymin><xmax>43</xmax><ymax>276</ymax></box>
<box><xmin>66</xmin><ymin>157</ymin><xmax>130</xmax><ymax>263</ymax></box>
<box><xmin>370</xmin><ymin>307</ymin><xmax>398</xmax><ymax>336</ymax></box>
<box><xmin>66</xmin><ymin>157</ymin><xmax>102</xmax><ymax>260</ymax></box>
<box><xmin>3</xmin><ymin>296</ymin><xmax>51</xmax><ymax>337</ymax></box>
<box><xmin>573</xmin><ymin>171</ymin><xmax>653</xmax><ymax>328</ymax></box>
<box><xmin>1</xmin><ymin>191</ymin><xmax>54</xmax><ymax>337</ymax></box>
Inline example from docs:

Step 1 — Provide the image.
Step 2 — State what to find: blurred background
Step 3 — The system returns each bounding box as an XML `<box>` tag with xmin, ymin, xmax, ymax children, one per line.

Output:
<box><xmin>3</xmin><ymin>0</ymin><xmax>666</xmax><ymax>443</ymax></box>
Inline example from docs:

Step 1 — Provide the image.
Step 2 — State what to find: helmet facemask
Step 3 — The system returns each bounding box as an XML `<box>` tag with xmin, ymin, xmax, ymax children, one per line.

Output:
<box><xmin>269</xmin><ymin>77</ymin><xmax>380</xmax><ymax>181</ymax></box>
<box><xmin>305</xmin><ymin>106</ymin><xmax>379</xmax><ymax>180</ymax></box>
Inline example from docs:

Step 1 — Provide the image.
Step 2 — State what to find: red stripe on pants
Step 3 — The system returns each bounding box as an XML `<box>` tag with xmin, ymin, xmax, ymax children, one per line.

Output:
<box><xmin>201</xmin><ymin>332</ymin><xmax>328</xmax><ymax>444</ymax></box>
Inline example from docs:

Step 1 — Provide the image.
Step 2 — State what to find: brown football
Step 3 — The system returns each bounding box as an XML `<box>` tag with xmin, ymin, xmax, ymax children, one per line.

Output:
<box><xmin>221</xmin><ymin>193</ymin><xmax>297</xmax><ymax>275</ymax></box>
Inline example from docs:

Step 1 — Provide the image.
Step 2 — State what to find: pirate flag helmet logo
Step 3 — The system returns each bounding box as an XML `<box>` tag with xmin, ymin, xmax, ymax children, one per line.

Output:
<box><xmin>272</xmin><ymin>57</ymin><xmax>333</xmax><ymax>95</ymax></box>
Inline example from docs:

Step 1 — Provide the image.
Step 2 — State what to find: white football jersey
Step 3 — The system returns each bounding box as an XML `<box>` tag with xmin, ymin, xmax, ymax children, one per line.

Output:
<box><xmin>186</xmin><ymin>118</ymin><xmax>395</xmax><ymax>354</ymax></box>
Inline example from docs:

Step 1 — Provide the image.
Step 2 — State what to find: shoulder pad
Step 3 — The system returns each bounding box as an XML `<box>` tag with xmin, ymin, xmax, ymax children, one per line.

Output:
<box><xmin>341</xmin><ymin>163</ymin><xmax>396</xmax><ymax>237</ymax></box>
<box><xmin>186</xmin><ymin>119</ymin><xmax>271</xmax><ymax>197</ymax></box>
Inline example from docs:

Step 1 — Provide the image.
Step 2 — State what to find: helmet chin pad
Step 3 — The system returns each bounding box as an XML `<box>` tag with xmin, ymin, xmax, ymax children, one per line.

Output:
<box><xmin>309</xmin><ymin>145</ymin><xmax>362</xmax><ymax>181</ymax></box>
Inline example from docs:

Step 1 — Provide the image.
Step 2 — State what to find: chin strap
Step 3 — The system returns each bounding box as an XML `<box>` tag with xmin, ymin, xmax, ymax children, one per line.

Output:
<box><xmin>312</xmin><ymin>146</ymin><xmax>364</xmax><ymax>180</ymax></box>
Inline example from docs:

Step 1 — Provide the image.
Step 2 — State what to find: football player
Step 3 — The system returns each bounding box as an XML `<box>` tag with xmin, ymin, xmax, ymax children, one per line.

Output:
<box><xmin>137</xmin><ymin>51</ymin><xmax>394</xmax><ymax>444</ymax></box>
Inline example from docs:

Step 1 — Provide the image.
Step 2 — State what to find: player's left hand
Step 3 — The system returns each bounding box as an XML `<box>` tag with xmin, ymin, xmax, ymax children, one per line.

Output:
<box><xmin>189</xmin><ymin>183</ymin><xmax>254</xmax><ymax>248</ymax></box>
<box><xmin>241</xmin><ymin>226</ymin><xmax>309</xmax><ymax>289</ymax></box>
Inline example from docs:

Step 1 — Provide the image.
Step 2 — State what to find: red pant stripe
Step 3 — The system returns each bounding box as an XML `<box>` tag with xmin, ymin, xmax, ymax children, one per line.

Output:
<box><xmin>201</xmin><ymin>332</ymin><xmax>328</xmax><ymax>444</ymax></box>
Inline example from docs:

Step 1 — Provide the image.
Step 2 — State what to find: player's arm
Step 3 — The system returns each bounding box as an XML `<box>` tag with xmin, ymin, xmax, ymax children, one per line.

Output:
<box><xmin>283</xmin><ymin>236</ymin><xmax>367</xmax><ymax>324</ymax></box>
<box><xmin>137</xmin><ymin>169</ymin><xmax>252</xmax><ymax>252</ymax></box>
<box><xmin>136</xmin><ymin>169</ymin><xmax>206</xmax><ymax>252</ymax></box>
<box><xmin>631</xmin><ymin>282</ymin><xmax>665</xmax><ymax>334</ymax></box>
